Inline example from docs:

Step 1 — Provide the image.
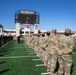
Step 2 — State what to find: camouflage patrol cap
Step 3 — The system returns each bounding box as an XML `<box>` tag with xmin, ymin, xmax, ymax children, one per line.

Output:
<box><xmin>51</xmin><ymin>28</ymin><xmax>57</xmax><ymax>33</ymax></box>
<box><xmin>41</xmin><ymin>32</ymin><xmax>45</xmax><ymax>35</ymax></box>
<box><xmin>38</xmin><ymin>33</ymin><xmax>41</xmax><ymax>36</ymax></box>
<box><xmin>41</xmin><ymin>32</ymin><xmax>45</xmax><ymax>37</ymax></box>
<box><xmin>46</xmin><ymin>30</ymin><xmax>50</xmax><ymax>33</ymax></box>
<box><xmin>65</xmin><ymin>28</ymin><xmax>71</xmax><ymax>34</ymax></box>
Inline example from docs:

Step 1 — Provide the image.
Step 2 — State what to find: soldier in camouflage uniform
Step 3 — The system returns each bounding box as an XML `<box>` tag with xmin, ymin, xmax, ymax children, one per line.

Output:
<box><xmin>33</xmin><ymin>34</ymin><xmax>39</xmax><ymax>54</ymax></box>
<box><xmin>48</xmin><ymin>29</ymin><xmax>59</xmax><ymax>75</ymax></box>
<box><xmin>40</xmin><ymin>32</ymin><xmax>46</xmax><ymax>62</ymax></box>
<box><xmin>43</xmin><ymin>29</ymin><xmax>58</xmax><ymax>74</ymax></box>
<box><xmin>25</xmin><ymin>35</ymin><xmax>28</xmax><ymax>44</ymax></box>
<box><xmin>57</xmin><ymin>28</ymin><xmax>74</xmax><ymax>75</ymax></box>
<box><xmin>26</xmin><ymin>34</ymin><xmax>29</xmax><ymax>46</ymax></box>
<box><xmin>29</xmin><ymin>34</ymin><xmax>34</xmax><ymax>48</ymax></box>
<box><xmin>31</xmin><ymin>34</ymin><xmax>35</xmax><ymax>50</ymax></box>
<box><xmin>38</xmin><ymin>32</ymin><xmax>45</xmax><ymax>61</ymax></box>
<box><xmin>36</xmin><ymin>33</ymin><xmax>41</xmax><ymax>57</ymax></box>
<box><xmin>41</xmin><ymin>31</ymin><xmax>50</xmax><ymax>66</ymax></box>
<box><xmin>44</xmin><ymin>31</ymin><xmax>51</xmax><ymax>71</ymax></box>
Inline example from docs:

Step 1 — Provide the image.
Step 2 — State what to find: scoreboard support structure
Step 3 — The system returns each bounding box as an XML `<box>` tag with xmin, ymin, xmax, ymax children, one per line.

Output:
<box><xmin>16</xmin><ymin>23</ymin><xmax>20</xmax><ymax>37</ymax></box>
<box><xmin>34</xmin><ymin>24</ymin><xmax>38</xmax><ymax>34</ymax></box>
<box><xmin>16</xmin><ymin>23</ymin><xmax>39</xmax><ymax>36</ymax></box>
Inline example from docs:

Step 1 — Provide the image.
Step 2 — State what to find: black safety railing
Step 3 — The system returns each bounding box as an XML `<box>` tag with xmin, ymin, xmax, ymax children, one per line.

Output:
<box><xmin>0</xmin><ymin>36</ymin><xmax>13</xmax><ymax>47</ymax></box>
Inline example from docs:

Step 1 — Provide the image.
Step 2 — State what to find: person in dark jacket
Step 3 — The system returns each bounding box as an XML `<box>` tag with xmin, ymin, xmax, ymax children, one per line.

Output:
<box><xmin>17</xmin><ymin>35</ymin><xmax>20</xmax><ymax>44</ymax></box>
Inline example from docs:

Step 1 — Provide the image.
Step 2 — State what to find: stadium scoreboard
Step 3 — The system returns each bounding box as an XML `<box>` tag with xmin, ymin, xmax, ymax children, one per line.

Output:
<box><xmin>15</xmin><ymin>10</ymin><xmax>39</xmax><ymax>24</ymax></box>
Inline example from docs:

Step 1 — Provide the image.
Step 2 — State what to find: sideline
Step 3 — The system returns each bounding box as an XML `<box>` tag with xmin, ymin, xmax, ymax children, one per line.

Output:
<box><xmin>1</xmin><ymin>43</ymin><xmax>8</xmax><ymax>48</ymax></box>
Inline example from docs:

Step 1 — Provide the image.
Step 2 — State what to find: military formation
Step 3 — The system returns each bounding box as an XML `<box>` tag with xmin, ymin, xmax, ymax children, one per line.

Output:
<box><xmin>24</xmin><ymin>28</ymin><xmax>74</xmax><ymax>75</ymax></box>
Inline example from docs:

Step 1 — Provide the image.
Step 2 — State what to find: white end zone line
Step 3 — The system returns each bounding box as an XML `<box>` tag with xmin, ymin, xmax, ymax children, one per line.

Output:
<box><xmin>0</xmin><ymin>55</ymin><xmax>37</xmax><ymax>59</ymax></box>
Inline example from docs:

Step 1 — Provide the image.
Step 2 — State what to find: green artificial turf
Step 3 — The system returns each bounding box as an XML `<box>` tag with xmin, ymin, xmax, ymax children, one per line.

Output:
<box><xmin>0</xmin><ymin>40</ymin><xmax>46</xmax><ymax>75</ymax></box>
<box><xmin>0</xmin><ymin>40</ymin><xmax>76</xmax><ymax>75</ymax></box>
<box><xmin>72</xmin><ymin>43</ymin><xmax>76</xmax><ymax>75</ymax></box>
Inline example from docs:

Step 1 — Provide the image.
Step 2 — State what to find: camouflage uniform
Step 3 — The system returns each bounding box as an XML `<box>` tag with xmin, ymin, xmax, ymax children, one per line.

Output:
<box><xmin>47</xmin><ymin>29</ymin><xmax>59</xmax><ymax>75</ymax></box>
<box><xmin>31</xmin><ymin>35</ymin><xmax>35</xmax><ymax>50</ymax></box>
<box><xmin>37</xmin><ymin>34</ymin><xmax>42</xmax><ymax>57</ymax></box>
<box><xmin>29</xmin><ymin>35</ymin><xmax>34</xmax><ymax>48</ymax></box>
<box><xmin>44</xmin><ymin>31</ymin><xmax>51</xmax><ymax>71</ymax></box>
<box><xmin>41</xmin><ymin>32</ymin><xmax>49</xmax><ymax>66</ymax></box>
<box><xmin>24</xmin><ymin>35</ymin><xmax>27</xmax><ymax>43</ymax></box>
<box><xmin>38</xmin><ymin>33</ymin><xmax>44</xmax><ymax>60</ymax></box>
<box><xmin>33</xmin><ymin>34</ymin><xmax>39</xmax><ymax>54</ymax></box>
<box><xmin>26</xmin><ymin>35</ymin><xmax>30</xmax><ymax>46</ymax></box>
<box><xmin>57</xmin><ymin>28</ymin><xmax>74</xmax><ymax>75</ymax></box>
<box><xmin>25</xmin><ymin>35</ymin><xmax>28</xmax><ymax>44</ymax></box>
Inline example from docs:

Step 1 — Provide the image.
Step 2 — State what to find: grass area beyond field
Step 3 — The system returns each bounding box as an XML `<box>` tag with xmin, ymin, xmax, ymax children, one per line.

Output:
<box><xmin>0</xmin><ymin>40</ymin><xmax>76</xmax><ymax>75</ymax></box>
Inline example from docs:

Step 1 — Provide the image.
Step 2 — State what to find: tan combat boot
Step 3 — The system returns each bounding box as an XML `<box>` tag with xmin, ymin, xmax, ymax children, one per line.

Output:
<box><xmin>44</xmin><ymin>62</ymin><xmax>48</xmax><ymax>66</ymax></box>
<box><xmin>50</xmin><ymin>72</ymin><xmax>57</xmax><ymax>75</ymax></box>
<box><xmin>47</xmin><ymin>68</ymin><xmax>50</xmax><ymax>72</ymax></box>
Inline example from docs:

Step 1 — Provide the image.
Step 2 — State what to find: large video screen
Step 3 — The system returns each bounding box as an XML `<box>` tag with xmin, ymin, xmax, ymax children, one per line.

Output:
<box><xmin>15</xmin><ymin>14</ymin><xmax>37</xmax><ymax>24</ymax></box>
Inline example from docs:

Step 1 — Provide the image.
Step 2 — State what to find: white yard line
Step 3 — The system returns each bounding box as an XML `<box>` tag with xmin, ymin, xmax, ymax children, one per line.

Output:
<box><xmin>29</xmin><ymin>53</ymin><xmax>36</xmax><ymax>54</ymax></box>
<box><xmin>0</xmin><ymin>55</ymin><xmax>37</xmax><ymax>59</ymax></box>
<box><xmin>0</xmin><ymin>47</ymin><xmax>25</xmax><ymax>50</ymax></box>
<box><xmin>41</xmin><ymin>72</ymin><xmax>50</xmax><ymax>75</ymax></box>
<box><xmin>11</xmin><ymin>47</ymin><xmax>25</xmax><ymax>48</ymax></box>
<box><xmin>36</xmin><ymin>64</ymin><xmax>44</xmax><ymax>66</ymax></box>
<box><xmin>33</xmin><ymin>59</ymin><xmax>41</xmax><ymax>61</ymax></box>
<box><xmin>27</xmin><ymin>51</ymin><xmax>34</xmax><ymax>52</ymax></box>
<box><xmin>72</xmin><ymin>52</ymin><xmax>76</xmax><ymax>54</ymax></box>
